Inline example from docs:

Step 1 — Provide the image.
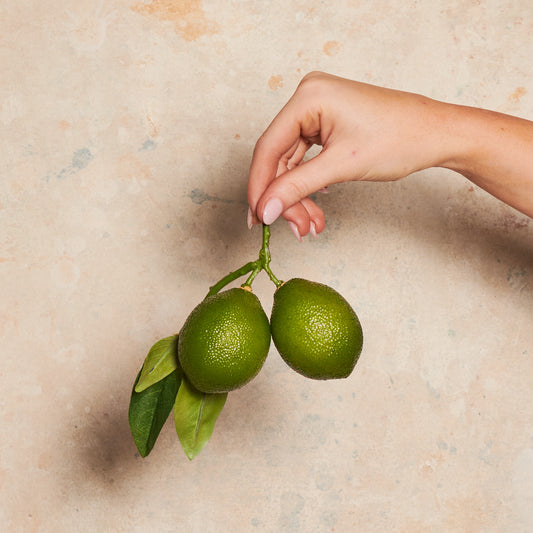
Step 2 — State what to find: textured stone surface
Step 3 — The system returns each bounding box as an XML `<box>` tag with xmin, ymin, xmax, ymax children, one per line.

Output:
<box><xmin>1</xmin><ymin>1</ymin><xmax>532</xmax><ymax>531</ymax></box>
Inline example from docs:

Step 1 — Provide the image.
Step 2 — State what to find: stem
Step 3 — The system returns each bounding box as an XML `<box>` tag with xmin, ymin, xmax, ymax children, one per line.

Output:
<box><xmin>205</xmin><ymin>224</ymin><xmax>283</xmax><ymax>298</ymax></box>
<box><xmin>206</xmin><ymin>261</ymin><xmax>256</xmax><ymax>298</ymax></box>
<box><xmin>260</xmin><ymin>224</ymin><xmax>283</xmax><ymax>288</ymax></box>
<box><xmin>242</xmin><ymin>265</ymin><xmax>262</xmax><ymax>288</ymax></box>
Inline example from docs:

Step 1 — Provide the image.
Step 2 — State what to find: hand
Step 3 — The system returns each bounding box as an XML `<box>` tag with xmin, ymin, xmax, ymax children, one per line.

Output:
<box><xmin>247</xmin><ymin>72</ymin><xmax>455</xmax><ymax>238</ymax></box>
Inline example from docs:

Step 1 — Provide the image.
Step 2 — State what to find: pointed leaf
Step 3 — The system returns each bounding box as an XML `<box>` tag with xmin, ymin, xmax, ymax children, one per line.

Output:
<box><xmin>174</xmin><ymin>377</ymin><xmax>227</xmax><ymax>460</ymax></box>
<box><xmin>129</xmin><ymin>369</ymin><xmax>181</xmax><ymax>457</ymax></box>
<box><xmin>135</xmin><ymin>335</ymin><xmax>179</xmax><ymax>393</ymax></box>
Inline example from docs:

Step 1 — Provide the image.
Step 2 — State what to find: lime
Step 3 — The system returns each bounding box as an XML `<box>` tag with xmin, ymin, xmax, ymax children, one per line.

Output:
<box><xmin>178</xmin><ymin>287</ymin><xmax>271</xmax><ymax>393</ymax></box>
<box><xmin>270</xmin><ymin>278</ymin><xmax>363</xmax><ymax>379</ymax></box>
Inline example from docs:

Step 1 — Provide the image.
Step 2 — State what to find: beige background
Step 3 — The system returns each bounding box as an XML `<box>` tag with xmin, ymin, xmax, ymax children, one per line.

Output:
<box><xmin>2</xmin><ymin>1</ymin><xmax>533</xmax><ymax>531</ymax></box>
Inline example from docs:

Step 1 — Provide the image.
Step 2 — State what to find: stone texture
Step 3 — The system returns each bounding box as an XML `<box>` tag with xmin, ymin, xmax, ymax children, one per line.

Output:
<box><xmin>1</xmin><ymin>1</ymin><xmax>532</xmax><ymax>531</ymax></box>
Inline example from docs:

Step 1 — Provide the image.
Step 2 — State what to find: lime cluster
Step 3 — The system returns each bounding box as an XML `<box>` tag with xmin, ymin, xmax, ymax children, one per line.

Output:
<box><xmin>178</xmin><ymin>276</ymin><xmax>363</xmax><ymax>394</ymax></box>
<box><xmin>130</xmin><ymin>224</ymin><xmax>365</xmax><ymax>460</ymax></box>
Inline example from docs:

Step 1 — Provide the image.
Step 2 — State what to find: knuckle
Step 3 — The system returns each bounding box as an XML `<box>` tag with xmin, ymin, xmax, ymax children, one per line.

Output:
<box><xmin>286</xmin><ymin>179</ymin><xmax>309</xmax><ymax>200</ymax></box>
<box><xmin>300</xmin><ymin>70</ymin><xmax>325</xmax><ymax>83</ymax></box>
<box><xmin>253</xmin><ymin>132</ymin><xmax>269</xmax><ymax>153</ymax></box>
<box><xmin>298</xmin><ymin>71</ymin><xmax>328</xmax><ymax>91</ymax></box>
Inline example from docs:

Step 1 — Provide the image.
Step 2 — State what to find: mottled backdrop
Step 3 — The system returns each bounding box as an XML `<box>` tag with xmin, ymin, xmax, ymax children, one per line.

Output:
<box><xmin>1</xmin><ymin>1</ymin><xmax>532</xmax><ymax>531</ymax></box>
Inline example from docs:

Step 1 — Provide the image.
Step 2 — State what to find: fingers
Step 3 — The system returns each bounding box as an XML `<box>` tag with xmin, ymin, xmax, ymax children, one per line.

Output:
<box><xmin>279</xmin><ymin>197</ymin><xmax>326</xmax><ymax>240</ymax></box>
<box><xmin>275</xmin><ymin>137</ymin><xmax>311</xmax><ymax>182</ymax></box>
<box><xmin>256</xmin><ymin>147</ymin><xmax>341</xmax><ymax>227</ymax></box>
<box><xmin>247</xmin><ymin>72</ymin><xmax>336</xmax><ymax>237</ymax></box>
<box><xmin>300</xmin><ymin>197</ymin><xmax>326</xmax><ymax>235</ymax></box>
<box><xmin>281</xmin><ymin>203</ymin><xmax>310</xmax><ymax>242</ymax></box>
<box><xmin>247</xmin><ymin>103</ymin><xmax>304</xmax><ymax>224</ymax></box>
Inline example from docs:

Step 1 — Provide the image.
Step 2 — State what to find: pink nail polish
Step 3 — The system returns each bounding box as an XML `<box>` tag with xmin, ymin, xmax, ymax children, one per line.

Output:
<box><xmin>288</xmin><ymin>221</ymin><xmax>302</xmax><ymax>242</ymax></box>
<box><xmin>262</xmin><ymin>198</ymin><xmax>283</xmax><ymax>225</ymax></box>
<box><xmin>309</xmin><ymin>221</ymin><xmax>318</xmax><ymax>238</ymax></box>
<box><xmin>247</xmin><ymin>207</ymin><xmax>253</xmax><ymax>229</ymax></box>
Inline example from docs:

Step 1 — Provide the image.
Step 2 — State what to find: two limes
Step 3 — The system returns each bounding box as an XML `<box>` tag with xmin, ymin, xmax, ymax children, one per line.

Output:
<box><xmin>178</xmin><ymin>279</ymin><xmax>363</xmax><ymax>393</ymax></box>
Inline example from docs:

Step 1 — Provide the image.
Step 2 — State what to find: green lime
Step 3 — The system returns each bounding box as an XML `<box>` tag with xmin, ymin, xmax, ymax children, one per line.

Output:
<box><xmin>270</xmin><ymin>278</ymin><xmax>363</xmax><ymax>380</ymax></box>
<box><xmin>178</xmin><ymin>287</ymin><xmax>271</xmax><ymax>393</ymax></box>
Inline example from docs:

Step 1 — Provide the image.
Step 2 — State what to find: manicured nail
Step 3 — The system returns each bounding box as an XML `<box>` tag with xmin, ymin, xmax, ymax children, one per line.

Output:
<box><xmin>288</xmin><ymin>221</ymin><xmax>302</xmax><ymax>242</ymax></box>
<box><xmin>318</xmin><ymin>187</ymin><xmax>329</xmax><ymax>194</ymax></box>
<box><xmin>247</xmin><ymin>207</ymin><xmax>253</xmax><ymax>229</ymax></box>
<box><xmin>309</xmin><ymin>221</ymin><xmax>318</xmax><ymax>238</ymax></box>
<box><xmin>262</xmin><ymin>198</ymin><xmax>283</xmax><ymax>225</ymax></box>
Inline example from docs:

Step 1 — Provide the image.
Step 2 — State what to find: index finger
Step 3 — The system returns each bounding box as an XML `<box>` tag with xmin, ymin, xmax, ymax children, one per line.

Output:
<box><xmin>247</xmin><ymin>99</ymin><xmax>304</xmax><ymax>216</ymax></box>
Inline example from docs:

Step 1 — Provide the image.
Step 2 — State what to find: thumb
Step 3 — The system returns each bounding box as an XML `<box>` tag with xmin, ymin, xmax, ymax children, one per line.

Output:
<box><xmin>256</xmin><ymin>148</ymin><xmax>346</xmax><ymax>225</ymax></box>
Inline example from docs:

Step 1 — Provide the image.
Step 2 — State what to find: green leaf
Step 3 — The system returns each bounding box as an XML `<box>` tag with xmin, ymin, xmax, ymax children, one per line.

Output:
<box><xmin>135</xmin><ymin>335</ymin><xmax>179</xmax><ymax>393</ymax></box>
<box><xmin>174</xmin><ymin>377</ymin><xmax>227</xmax><ymax>460</ymax></box>
<box><xmin>128</xmin><ymin>369</ymin><xmax>181</xmax><ymax>457</ymax></box>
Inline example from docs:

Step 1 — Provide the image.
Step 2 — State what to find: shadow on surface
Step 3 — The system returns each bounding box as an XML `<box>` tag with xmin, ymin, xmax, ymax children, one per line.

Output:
<box><xmin>319</xmin><ymin>171</ymin><xmax>533</xmax><ymax>297</ymax></box>
<box><xmin>66</xmin><ymin>167</ymin><xmax>533</xmax><ymax>494</ymax></box>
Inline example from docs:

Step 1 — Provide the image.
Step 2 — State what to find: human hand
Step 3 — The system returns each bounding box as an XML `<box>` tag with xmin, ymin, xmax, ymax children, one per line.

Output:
<box><xmin>247</xmin><ymin>72</ymin><xmax>455</xmax><ymax>238</ymax></box>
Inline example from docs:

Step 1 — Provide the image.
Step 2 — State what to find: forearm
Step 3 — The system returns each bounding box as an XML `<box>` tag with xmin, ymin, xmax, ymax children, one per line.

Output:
<box><xmin>439</xmin><ymin>103</ymin><xmax>533</xmax><ymax>217</ymax></box>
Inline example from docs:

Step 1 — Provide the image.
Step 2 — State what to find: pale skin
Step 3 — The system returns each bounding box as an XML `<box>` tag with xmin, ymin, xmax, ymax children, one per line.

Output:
<box><xmin>247</xmin><ymin>71</ymin><xmax>533</xmax><ymax>240</ymax></box>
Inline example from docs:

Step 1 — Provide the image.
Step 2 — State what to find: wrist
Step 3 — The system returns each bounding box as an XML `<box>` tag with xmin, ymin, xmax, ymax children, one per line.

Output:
<box><xmin>435</xmin><ymin>103</ymin><xmax>510</xmax><ymax>177</ymax></box>
<box><xmin>429</xmin><ymin>101</ymin><xmax>476</xmax><ymax>173</ymax></box>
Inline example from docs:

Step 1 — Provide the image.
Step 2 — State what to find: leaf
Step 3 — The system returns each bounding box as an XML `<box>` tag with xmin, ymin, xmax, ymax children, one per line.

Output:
<box><xmin>128</xmin><ymin>369</ymin><xmax>181</xmax><ymax>457</ymax></box>
<box><xmin>135</xmin><ymin>335</ymin><xmax>179</xmax><ymax>393</ymax></box>
<box><xmin>174</xmin><ymin>377</ymin><xmax>227</xmax><ymax>460</ymax></box>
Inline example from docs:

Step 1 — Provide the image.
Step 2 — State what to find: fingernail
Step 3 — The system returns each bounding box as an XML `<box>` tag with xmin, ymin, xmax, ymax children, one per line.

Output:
<box><xmin>318</xmin><ymin>187</ymin><xmax>329</xmax><ymax>194</ymax></box>
<box><xmin>288</xmin><ymin>221</ymin><xmax>302</xmax><ymax>242</ymax></box>
<box><xmin>247</xmin><ymin>207</ymin><xmax>253</xmax><ymax>229</ymax></box>
<box><xmin>262</xmin><ymin>198</ymin><xmax>283</xmax><ymax>226</ymax></box>
<box><xmin>309</xmin><ymin>221</ymin><xmax>318</xmax><ymax>238</ymax></box>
